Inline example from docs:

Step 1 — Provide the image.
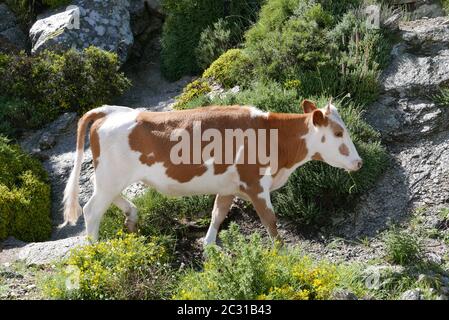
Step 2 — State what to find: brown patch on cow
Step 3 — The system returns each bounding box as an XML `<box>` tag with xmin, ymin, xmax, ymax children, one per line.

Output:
<box><xmin>128</xmin><ymin>105</ymin><xmax>312</xmax><ymax>186</ymax></box>
<box><xmin>75</xmin><ymin>111</ymin><xmax>106</xmax><ymax>169</ymax></box>
<box><xmin>90</xmin><ymin>117</ymin><xmax>107</xmax><ymax>168</ymax></box>
<box><xmin>339</xmin><ymin>143</ymin><xmax>350</xmax><ymax>156</ymax></box>
<box><xmin>321</xmin><ymin>135</ymin><xmax>326</xmax><ymax>143</ymax></box>
<box><xmin>312</xmin><ymin>152</ymin><xmax>324</xmax><ymax>161</ymax></box>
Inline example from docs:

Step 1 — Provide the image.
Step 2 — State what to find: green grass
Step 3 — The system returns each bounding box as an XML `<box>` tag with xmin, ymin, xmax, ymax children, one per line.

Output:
<box><xmin>432</xmin><ymin>86</ymin><xmax>449</xmax><ymax>107</ymax></box>
<box><xmin>384</xmin><ymin>226</ymin><xmax>423</xmax><ymax>266</ymax></box>
<box><xmin>100</xmin><ymin>189</ymin><xmax>214</xmax><ymax>251</ymax></box>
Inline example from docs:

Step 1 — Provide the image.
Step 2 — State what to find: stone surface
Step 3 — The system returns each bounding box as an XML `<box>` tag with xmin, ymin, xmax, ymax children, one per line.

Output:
<box><xmin>0</xmin><ymin>3</ymin><xmax>27</xmax><ymax>52</ymax></box>
<box><xmin>29</xmin><ymin>0</ymin><xmax>133</xmax><ymax>63</ymax></box>
<box><xmin>341</xmin><ymin>16</ymin><xmax>449</xmax><ymax>240</ymax></box>
<box><xmin>400</xmin><ymin>289</ymin><xmax>422</xmax><ymax>300</ymax></box>
<box><xmin>0</xmin><ymin>236</ymin><xmax>86</xmax><ymax>266</ymax></box>
<box><xmin>332</xmin><ymin>290</ymin><xmax>358</xmax><ymax>300</ymax></box>
<box><xmin>412</xmin><ymin>3</ymin><xmax>445</xmax><ymax>20</ymax></box>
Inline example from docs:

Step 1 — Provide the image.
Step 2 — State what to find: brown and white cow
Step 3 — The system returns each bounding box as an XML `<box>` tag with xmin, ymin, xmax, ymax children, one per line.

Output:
<box><xmin>63</xmin><ymin>100</ymin><xmax>362</xmax><ymax>244</ymax></box>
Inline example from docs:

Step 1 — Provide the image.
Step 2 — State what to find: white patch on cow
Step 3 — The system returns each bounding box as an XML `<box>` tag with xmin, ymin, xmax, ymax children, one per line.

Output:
<box><xmin>258</xmin><ymin>171</ymin><xmax>273</xmax><ymax>210</ymax></box>
<box><xmin>270</xmin><ymin>167</ymin><xmax>294</xmax><ymax>192</ymax></box>
<box><xmin>248</xmin><ymin>106</ymin><xmax>269</xmax><ymax>119</ymax></box>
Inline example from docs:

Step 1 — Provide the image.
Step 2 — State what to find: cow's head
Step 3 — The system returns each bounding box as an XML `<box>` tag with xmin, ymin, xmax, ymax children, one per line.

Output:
<box><xmin>302</xmin><ymin>99</ymin><xmax>363</xmax><ymax>172</ymax></box>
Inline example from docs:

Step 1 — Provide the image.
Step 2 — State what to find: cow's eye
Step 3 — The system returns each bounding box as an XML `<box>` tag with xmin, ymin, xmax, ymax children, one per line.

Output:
<box><xmin>335</xmin><ymin>132</ymin><xmax>343</xmax><ymax>138</ymax></box>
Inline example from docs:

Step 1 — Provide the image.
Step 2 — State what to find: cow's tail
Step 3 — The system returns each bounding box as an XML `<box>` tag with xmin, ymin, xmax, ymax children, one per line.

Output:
<box><xmin>62</xmin><ymin>107</ymin><xmax>117</xmax><ymax>226</ymax></box>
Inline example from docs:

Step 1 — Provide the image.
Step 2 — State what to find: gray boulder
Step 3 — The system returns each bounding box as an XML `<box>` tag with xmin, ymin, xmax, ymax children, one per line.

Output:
<box><xmin>0</xmin><ymin>3</ymin><xmax>27</xmax><ymax>52</ymax></box>
<box><xmin>29</xmin><ymin>0</ymin><xmax>133</xmax><ymax>63</ymax></box>
<box><xmin>339</xmin><ymin>16</ymin><xmax>449</xmax><ymax>239</ymax></box>
<box><xmin>412</xmin><ymin>3</ymin><xmax>445</xmax><ymax>20</ymax></box>
<box><xmin>400</xmin><ymin>289</ymin><xmax>422</xmax><ymax>300</ymax></box>
<box><xmin>0</xmin><ymin>236</ymin><xmax>87</xmax><ymax>266</ymax></box>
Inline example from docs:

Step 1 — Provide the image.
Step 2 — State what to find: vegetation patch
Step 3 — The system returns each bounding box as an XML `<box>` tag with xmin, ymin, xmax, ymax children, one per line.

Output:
<box><xmin>42</xmin><ymin>233</ymin><xmax>175</xmax><ymax>300</ymax></box>
<box><xmin>202</xmin><ymin>49</ymin><xmax>253</xmax><ymax>89</ymax></box>
<box><xmin>100</xmin><ymin>189</ymin><xmax>214</xmax><ymax>250</ymax></box>
<box><xmin>0</xmin><ymin>47</ymin><xmax>130</xmax><ymax>138</ymax></box>
<box><xmin>161</xmin><ymin>0</ymin><xmax>263</xmax><ymax>81</ymax></box>
<box><xmin>0</xmin><ymin>136</ymin><xmax>51</xmax><ymax>242</ymax></box>
<box><xmin>384</xmin><ymin>227</ymin><xmax>423</xmax><ymax>266</ymax></box>
<box><xmin>174</xmin><ymin>223</ymin><xmax>339</xmax><ymax>300</ymax></box>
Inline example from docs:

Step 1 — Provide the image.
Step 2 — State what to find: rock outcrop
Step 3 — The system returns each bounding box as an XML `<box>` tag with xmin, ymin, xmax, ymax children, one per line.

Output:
<box><xmin>340</xmin><ymin>16</ymin><xmax>449</xmax><ymax>238</ymax></box>
<box><xmin>29</xmin><ymin>0</ymin><xmax>134</xmax><ymax>63</ymax></box>
<box><xmin>0</xmin><ymin>3</ymin><xmax>27</xmax><ymax>52</ymax></box>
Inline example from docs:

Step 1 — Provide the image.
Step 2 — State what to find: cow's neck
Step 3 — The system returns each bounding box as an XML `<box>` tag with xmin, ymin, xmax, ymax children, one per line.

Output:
<box><xmin>267</xmin><ymin>112</ymin><xmax>313</xmax><ymax>171</ymax></box>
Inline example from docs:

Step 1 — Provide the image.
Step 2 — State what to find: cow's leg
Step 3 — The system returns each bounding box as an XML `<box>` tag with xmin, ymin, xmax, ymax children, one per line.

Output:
<box><xmin>113</xmin><ymin>196</ymin><xmax>138</xmax><ymax>232</ymax></box>
<box><xmin>83</xmin><ymin>190</ymin><xmax>117</xmax><ymax>242</ymax></box>
<box><xmin>247</xmin><ymin>192</ymin><xmax>280</xmax><ymax>242</ymax></box>
<box><xmin>203</xmin><ymin>195</ymin><xmax>234</xmax><ymax>246</ymax></box>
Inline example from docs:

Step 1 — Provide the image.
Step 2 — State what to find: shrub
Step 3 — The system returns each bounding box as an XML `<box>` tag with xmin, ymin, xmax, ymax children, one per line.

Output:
<box><xmin>172</xmin><ymin>79</ymin><xmax>212</xmax><ymax>110</ymax></box>
<box><xmin>4</xmin><ymin>0</ymin><xmax>71</xmax><ymax>28</ymax></box>
<box><xmin>196</xmin><ymin>19</ymin><xmax>234</xmax><ymax>70</ymax></box>
<box><xmin>433</xmin><ymin>86</ymin><xmax>449</xmax><ymax>107</ymax></box>
<box><xmin>174</xmin><ymin>223</ymin><xmax>339</xmax><ymax>300</ymax></box>
<box><xmin>443</xmin><ymin>0</ymin><xmax>449</xmax><ymax>14</ymax></box>
<box><xmin>0</xmin><ymin>136</ymin><xmax>51</xmax><ymax>241</ymax></box>
<box><xmin>0</xmin><ymin>47</ymin><xmax>130</xmax><ymax>137</ymax></box>
<box><xmin>42</xmin><ymin>233</ymin><xmax>174</xmax><ymax>300</ymax></box>
<box><xmin>100</xmin><ymin>189</ymin><xmax>214</xmax><ymax>244</ymax></box>
<box><xmin>384</xmin><ymin>227</ymin><xmax>423</xmax><ymax>265</ymax></box>
<box><xmin>318</xmin><ymin>0</ymin><xmax>362</xmax><ymax>17</ymax></box>
<box><xmin>243</xmin><ymin>0</ymin><xmax>391</xmax><ymax>105</ymax></box>
<box><xmin>202</xmin><ymin>49</ymin><xmax>253</xmax><ymax>89</ymax></box>
<box><xmin>161</xmin><ymin>0</ymin><xmax>263</xmax><ymax>80</ymax></box>
<box><xmin>245</xmin><ymin>0</ymin><xmax>334</xmax><ymax>82</ymax></box>
<box><xmin>0</xmin><ymin>96</ymin><xmax>47</xmax><ymax>138</ymax></box>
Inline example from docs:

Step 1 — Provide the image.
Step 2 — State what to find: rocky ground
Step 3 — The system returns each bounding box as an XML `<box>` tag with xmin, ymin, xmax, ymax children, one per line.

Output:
<box><xmin>1</xmin><ymin>3</ymin><xmax>449</xmax><ymax>300</ymax></box>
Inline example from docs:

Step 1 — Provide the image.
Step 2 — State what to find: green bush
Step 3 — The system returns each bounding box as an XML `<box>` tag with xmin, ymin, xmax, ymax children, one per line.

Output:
<box><xmin>42</xmin><ymin>233</ymin><xmax>174</xmax><ymax>299</ymax></box>
<box><xmin>243</xmin><ymin>0</ymin><xmax>390</xmax><ymax>105</ymax></box>
<box><xmin>174</xmin><ymin>223</ymin><xmax>339</xmax><ymax>300</ymax></box>
<box><xmin>202</xmin><ymin>49</ymin><xmax>253</xmax><ymax>89</ymax></box>
<box><xmin>0</xmin><ymin>96</ymin><xmax>47</xmax><ymax>138</ymax></box>
<box><xmin>3</xmin><ymin>0</ymin><xmax>71</xmax><ymax>27</ymax></box>
<box><xmin>161</xmin><ymin>0</ymin><xmax>263</xmax><ymax>81</ymax></box>
<box><xmin>0</xmin><ymin>47</ymin><xmax>130</xmax><ymax>137</ymax></box>
<box><xmin>100</xmin><ymin>189</ymin><xmax>214</xmax><ymax>245</ymax></box>
<box><xmin>0</xmin><ymin>136</ymin><xmax>51</xmax><ymax>241</ymax></box>
<box><xmin>245</xmin><ymin>0</ymin><xmax>334</xmax><ymax>82</ymax></box>
<box><xmin>172</xmin><ymin>79</ymin><xmax>212</xmax><ymax>110</ymax></box>
<box><xmin>318</xmin><ymin>0</ymin><xmax>362</xmax><ymax>17</ymax></box>
<box><xmin>433</xmin><ymin>86</ymin><xmax>449</xmax><ymax>107</ymax></box>
<box><xmin>196</xmin><ymin>19</ymin><xmax>234</xmax><ymax>70</ymax></box>
<box><xmin>385</xmin><ymin>227</ymin><xmax>423</xmax><ymax>266</ymax></box>
<box><xmin>442</xmin><ymin>0</ymin><xmax>449</xmax><ymax>14</ymax></box>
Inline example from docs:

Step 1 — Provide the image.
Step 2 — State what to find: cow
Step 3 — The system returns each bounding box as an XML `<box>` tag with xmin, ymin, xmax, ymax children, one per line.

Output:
<box><xmin>63</xmin><ymin>99</ymin><xmax>363</xmax><ymax>245</ymax></box>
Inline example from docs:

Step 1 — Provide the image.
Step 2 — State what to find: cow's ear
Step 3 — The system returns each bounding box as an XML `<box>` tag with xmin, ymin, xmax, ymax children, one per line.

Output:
<box><xmin>312</xmin><ymin>109</ymin><xmax>327</xmax><ymax>127</ymax></box>
<box><xmin>301</xmin><ymin>99</ymin><xmax>317</xmax><ymax>114</ymax></box>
